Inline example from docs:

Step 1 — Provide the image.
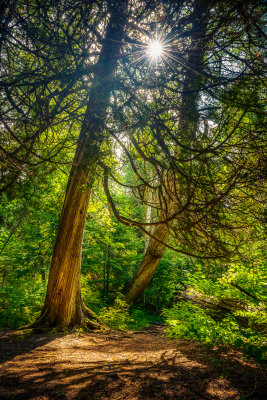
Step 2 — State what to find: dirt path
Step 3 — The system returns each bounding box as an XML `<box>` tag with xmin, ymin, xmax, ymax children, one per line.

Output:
<box><xmin>0</xmin><ymin>325</ymin><xmax>266</xmax><ymax>400</ymax></box>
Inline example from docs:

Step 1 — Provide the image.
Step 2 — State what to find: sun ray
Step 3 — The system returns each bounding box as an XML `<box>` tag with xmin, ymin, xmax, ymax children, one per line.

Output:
<box><xmin>119</xmin><ymin>12</ymin><xmax>195</xmax><ymax>87</ymax></box>
<box><xmin>148</xmin><ymin>40</ymin><xmax>163</xmax><ymax>60</ymax></box>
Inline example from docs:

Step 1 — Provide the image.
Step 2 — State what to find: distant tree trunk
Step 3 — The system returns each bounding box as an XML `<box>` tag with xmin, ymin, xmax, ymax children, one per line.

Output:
<box><xmin>104</xmin><ymin>243</ymin><xmax>111</xmax><ymax>301</ymax></box>
<box><xmin>124</xmin><ymin>0</ymin><xmax>208</xmax><ymax>305</ymax></box>
<box><xmin>124</xmin><ymin>220</ymin><xmax>169</xmax><ymax>304</ymax></box>
<box><xmin>144</xmin><ymin>180</ymin><xmax>153</xmax><ymax>252</ymax></box>
<box><xmin>35</xmin><ymin>1</ymin><xmax>128</xmax><ymax>330</ymax></box>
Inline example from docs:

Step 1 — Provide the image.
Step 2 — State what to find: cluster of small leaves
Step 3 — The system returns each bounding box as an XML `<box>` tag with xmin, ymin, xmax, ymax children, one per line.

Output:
<box><xmin>98</xmin><ymin>299</ymin><xmax>162</xmax><ymax>331</ymax></box>
<box><xmin>0</xmin><ymin>169</ymin><xmax>66</xmax><ymax>328</ymax></box>
<box><xmin>162</xmin><ymin>259</ymin><xmax>267</xmax><ymax>362</ymax></box>
<box><xmin>0</xmin><ymin>275</ymin><xmax>46</xmax><ymax>328</ymax></box>
<box><xmin>98</xmin><ymin>298</ymin><xmax>134</xmax><ymax>331</ymax></box>
<box><xmin>163</xmin><ymin>303</ymin><xmax>267</xmax><ymax>362</ymax></box>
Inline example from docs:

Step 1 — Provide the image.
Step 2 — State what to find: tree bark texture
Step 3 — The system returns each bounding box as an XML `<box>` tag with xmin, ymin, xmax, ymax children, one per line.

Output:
<box><xmin>124</xmin><ymin>221</ymin><xmax>169</xmax><ymax>304</ymax></box>
<box><xmin>124</xmin><ymin>0</ymin><xmax>208</xmax><ymax>305</ymax></box>
<box><xmin>41</xmin><ymin>1</ymin><xmax>128</xmax><ymax>329</ymax></box>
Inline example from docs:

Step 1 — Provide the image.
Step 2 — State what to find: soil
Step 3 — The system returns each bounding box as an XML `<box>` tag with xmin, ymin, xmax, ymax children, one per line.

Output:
<box><xmin>0</xmin><ymin>324</ymin><xmax>266</xmax><ymax>400</ymax></box>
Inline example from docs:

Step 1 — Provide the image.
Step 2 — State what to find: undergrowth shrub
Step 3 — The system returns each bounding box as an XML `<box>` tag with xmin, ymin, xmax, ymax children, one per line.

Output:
<box><xmin>130</xmin><ymin>307</ymin><xmax>163</xmax><ymax>330</ymax></box>
<box><xmin>98</xmin><ymin>298</ymin><xmax>164</xmax><ymax>331</ymax></box>
<box><xmin>0</xmin><ymin>277</ymin><xmax>46</xmax><ymax>328</ymax></box>
<box><xmin>163</xmin><ymin>302</ymin><xmax>267</xmax><ymax>362</ymax></box>
<box><xmin>80</xmin><ymin>274</ymin><xmax>107</xmax><ymax>313</ymax></box>
<box><xmin>98</xmin><ymin>298</ymin><xmax>134</xmax><ymax>330</ymax></box>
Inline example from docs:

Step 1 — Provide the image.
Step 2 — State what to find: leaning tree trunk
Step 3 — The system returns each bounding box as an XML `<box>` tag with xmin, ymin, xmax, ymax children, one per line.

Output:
<box><xmin>124</xmin><ymin>0</ymin><xmax>208</xmax><ymax>305</ymax></box>
<box><xmin>36</xmin><ymin>1</ymin><xmax>128</xmax><ymax>330</ymax></box>
<box><xmin>124</xmin><ymin>220</ymin><xmax>169</xmax><ymax>304</ymax></box>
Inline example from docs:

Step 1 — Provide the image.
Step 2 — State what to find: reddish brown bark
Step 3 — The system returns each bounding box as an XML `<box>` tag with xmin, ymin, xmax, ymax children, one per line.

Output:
<box><xmin>38</xmin><ymin>1</ymin><xmax>128</xmax><ymax>330</ymax></box>
<box><xmin>124</xmin><ymin>221</ymin><xmax>169</xmax><ymax>305</ymax></box>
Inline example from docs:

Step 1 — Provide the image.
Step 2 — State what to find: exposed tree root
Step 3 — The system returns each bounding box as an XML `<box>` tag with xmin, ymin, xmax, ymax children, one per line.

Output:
<box><xmin>83</xmin><ymin>304</ymin><xmax>108</xmax><ymax>331</ymax></box>
<box><xmin>19</xmin><ymin>304</ymin><xmax>108</xmax><ymax>333</ymax></box>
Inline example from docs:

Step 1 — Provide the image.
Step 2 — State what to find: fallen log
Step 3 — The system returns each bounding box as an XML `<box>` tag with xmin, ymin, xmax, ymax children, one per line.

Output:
<box><xmin>174</xmin><ymin>289</ymin><xmax>267</xmax><ymax>334</ymax></box>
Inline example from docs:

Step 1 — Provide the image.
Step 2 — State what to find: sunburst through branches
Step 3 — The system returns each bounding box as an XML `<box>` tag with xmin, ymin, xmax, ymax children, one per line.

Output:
<box><xmin>147</xmin><ymin>39</ymin><xmax>163</xmax><ymax>60</ymax></box>
<box><xmin>128</xmin><ymin>30</ymin><xmax>185</xmax><ymax>81</ymax></box>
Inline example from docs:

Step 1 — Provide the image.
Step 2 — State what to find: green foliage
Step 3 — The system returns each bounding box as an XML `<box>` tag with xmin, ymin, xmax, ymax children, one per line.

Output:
<box><xmin>98</xmin><ymin>299</ymin><xmax>163</xmax><ymax>331</ymax></box>
<box><xmin>80</xmin><ymin>274</ymin><xmax>107</xmax><ymax>313</ymax></box>
<box><xmin>73</xmin><ymin>327</ymin><xmax>86</xmax><ymax>337</ymax></box>
<box><xmin>161</xmin><ymin>256</ymin><xmax>267</xmax><ymax>362</ymax></box>
<box><xmin>0</xmin><ymin>168</ymin><xmax>66</xmax><ymax>329</ymax></box>
<box><xmin>129</xmin><ymin>307</ymin><xmax>164</xmax><ymax>330</ymax></box>
<box><xmin>80</xmin><ymin>186</ymin><xmax>144</xmax><ymax>306</ymax></box>
<box><xmin>99</xmin><ymin>298</ymin><xmax>134</xmax><ymax>330</ymax></box>
<box><xmin>163</xmin><ymin>302</ymin><xmax>267</xmax><ymax>362</ymax></box>
<box><xmin>183</xmin><ymin>261</ymin><xmax>267</xmax><ymax>304</ymax></box>
<box><xmin>0</xmin><ymin>275</ymin><xmax>46</xmax><ymax>328</ymax></box>
<box><xmin>0</xmin><ymin>165</ymin><xmax>147</xmax><ymax>329</ymax></box>
<box><xmin>141</xmin><ymin>250</ymin><xmax>193</xmax><ymax>309</ymax></box>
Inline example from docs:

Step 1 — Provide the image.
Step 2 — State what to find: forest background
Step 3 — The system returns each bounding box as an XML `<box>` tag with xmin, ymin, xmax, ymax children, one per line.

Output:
<box><xmin>0</xmin><ymin>0</ymin><xmax>266</xmax><ymax>362</ymax></box>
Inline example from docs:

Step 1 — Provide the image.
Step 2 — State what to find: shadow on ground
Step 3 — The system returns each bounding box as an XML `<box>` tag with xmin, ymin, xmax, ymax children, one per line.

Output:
<box><xmin>0</xmin><ymin>328</ymin><xmax>266</xmax><ymax>400</ymax></box>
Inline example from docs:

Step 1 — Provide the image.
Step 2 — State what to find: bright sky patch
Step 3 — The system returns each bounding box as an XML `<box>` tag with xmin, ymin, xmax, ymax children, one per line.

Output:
<box><xmin>148</xmin><ymin>40</ymin><xmax>163</xmax><ymax>60</ymax></box>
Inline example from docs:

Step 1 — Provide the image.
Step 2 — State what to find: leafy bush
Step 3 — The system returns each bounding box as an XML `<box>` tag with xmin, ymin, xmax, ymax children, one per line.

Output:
<box><xmin>80</xmin><ymin>274</ymin><xmax>107</xmax><ymax>313</ymax></box>
<box><xmin>163</xmin><ymin>302</ymin><xmax>267</xmax><ymax>362</ymax></box>
<box><xmin>129</xmin><ymin>307</ymin><xmax>163</xmax><ymax>330</ymax></box>
<box><xmin>98</xmin><ymin>298</ymin><xmax>134</xmax><ymax>330</ymax></box>
<box><xmin>99</xmin><ymin>299</ymin><xmax>164</xmax><ymax>331</ymax></box>
<box><xmin>0</xmin><ymin>277</ymin><xmax>46</xmax><ymax>328</ymax></box>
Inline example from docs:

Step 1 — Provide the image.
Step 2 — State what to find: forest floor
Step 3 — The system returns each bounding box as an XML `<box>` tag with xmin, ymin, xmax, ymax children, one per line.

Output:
<box><xmin>0</xmin><ymin>324</ymin><xmax>266</xmax><ymax>400</ymax></box>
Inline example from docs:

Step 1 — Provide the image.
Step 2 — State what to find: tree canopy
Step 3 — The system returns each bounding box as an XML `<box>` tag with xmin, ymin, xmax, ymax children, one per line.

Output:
<box><xmin>0</xmin><ymin>0</ymin><xmax>266</xmax><ymax>334</ymax></box>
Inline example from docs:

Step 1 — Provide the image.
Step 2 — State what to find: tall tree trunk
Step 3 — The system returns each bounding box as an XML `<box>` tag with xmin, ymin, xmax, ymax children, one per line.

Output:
<box><xmin>37</xmin><ymin>1</ymin><xmax>128</xmax><ymax>330</ymax></box>
<box><xmin>124</xmin><ymin>0</ymin><xmax>208</xmax><ymax>305</ymax></box>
